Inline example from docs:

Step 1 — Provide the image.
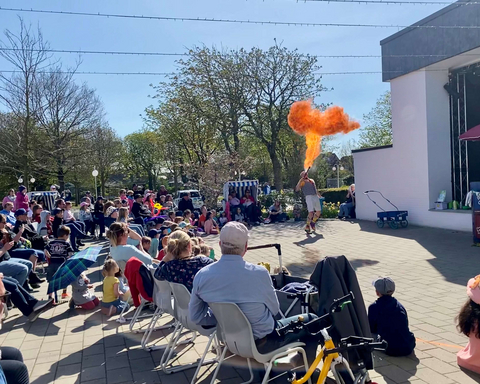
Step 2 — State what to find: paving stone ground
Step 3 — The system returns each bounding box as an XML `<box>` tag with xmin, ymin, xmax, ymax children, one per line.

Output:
<box><xmin>2</xmin><ymin>219</ymin><xmax>480</xmax><ymax>384</ymax></box>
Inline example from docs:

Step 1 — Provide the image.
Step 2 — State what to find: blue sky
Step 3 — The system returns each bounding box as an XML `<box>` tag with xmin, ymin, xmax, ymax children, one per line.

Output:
<box><xmin>0</xmin><ymin>0</ymin><xmax>445</xmax><ymax>148</ymax></box>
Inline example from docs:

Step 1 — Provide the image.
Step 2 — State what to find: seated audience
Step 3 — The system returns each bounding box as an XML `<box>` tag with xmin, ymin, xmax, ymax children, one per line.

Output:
<box><xmin>117</xmin><ymin>207</ymin><xmax>130</xmax><ymax>223</ymax></box>
<box><xmin>26</xmin><ymin>200</ymin><xmax>36</xmax><ymax>223</ymax></box>
<box><xmin>107</xmin><ymin>222</ymin><xmax>157</xmax><ymax>272</ymax></box>
<box><xmin>164</xmin><ymin>194</ymin><xmax>175</xmax><ymax>209</ymax></box>
<box><xmin>0</xmin><ymin>217</ymin><xmax>33</xmax><ymax>289</ymax></box>
<box><xmin>189</xmin><ymin>222</ymin><xmax>318</xmax><ymax>364</ymax></box>
<box><xmin>229</xmin><ymin>191</ymin><xmax>241</xmax><ymax>213</ymax></box>
<box><xmin>119</xmin><ymin>189</ymin><xmax>133</xmax><ymax>210</ymax></box>
<box><xmin>31</xmin><ymin>204</ymin><xmax>43</xmax><ymax>224</ymax></box>
<box><xmin>2</xmin><ymin>190</ymin><xmax>15</xmax><ymax>209</ymax></box>
<box><xmin>78</xmin><ymin>202</ymin><xmax>94</xmax><ymax>235</ymax></box>
<box><xmin>141</xmin><ymin>236</ymin><xmax>152</xmax><ymax>254</ymax></box>
<box><xmin>368</xmin><ymin>277</ymin><xmax>415</xmax><ymax>356</ymax></box>
<box><xmin>218</xmin><ymin>212</ymin><xmax>228</xmax><ymax>228</ymax></box>
<box><xmin>131</xmin><ymin>194</ymin><xmax>151</xmax><ymax>225</ymax></box>
<box><xmin>101</xmin><ymin>259</ymin><xmax>129</xmax><ymax>316</ymax></box>
<box><xmin>204</xmin><ymin>211</ymin><xmax>219</xmax><ymax>235</ymax></box>
<box><xmin>241</xmin><ymin>189</ymin><xmax>255</xmax><ymax>222</ymax></box>
<box><xmin>37</xmin><ymin>211</ymin><xmax>52</xmax><ymax>237</ymax></box>
<box><xmin>51</xmin><ymin>208</ymin><xmax>89</xmax><ymax>252</ymax></box>
<box><xmin>70</xmin><ymin>272</ymin><xmax>100</xmax><ymax>310</ymax></box>
<box><xmin>0</xmin><ymin>272</ymin><xmax>53</xmax><ymax>322</ymax></box>
<box><xmin>155</xmin><ymin>231</ymin><xmax>213</xmax><ymax>292</ymax></box>
<box><xmin>183</xmin><ymin>210</ymin><xmax>194</xmax><ymax>226</ymax></box>
<box><xmin>0</xmin><ymin>203</ymin><xmax>15</xmax><ymax>226</ymax></box>
<box><xmin>45</xmin><ymin>225</ymin><xmax>75</xmax><ymax>301</ymax></box>
<box><xmin>0</xmin><ymin>345</ymin><xmax>29</xmax><ymax>384</ymax></box>
<box><xmin>338</xmin><ymin>184</ymin><xmax>355</xmax><ymax>219</ymax></box>
<box><xmin>198</xmin><ymin>206</ymin><xmax>207</xmax><ymax>229</ymax></box>
<box><xmin>13</xmin><ymin>209</ymin><xmax>48</xmax><ymax>253</ymax></box>
<box><xmin>2</xmin><ymin>224</ymin><xmax>45</xmax><ymax>286</ymax></box>
<box><xmin>456</xmin><ymin>275</ymin><xmax>480</xmax><ymax>374</ymax></box>
<box><xmin>147</xmin><ymin>230</ymin><xmax>160</xmax><ymax>259</ymax></box>
<box><xmin>265</xmin><ymin>200</ymin><xmax>288</xmax><ymax>224</ymax></box>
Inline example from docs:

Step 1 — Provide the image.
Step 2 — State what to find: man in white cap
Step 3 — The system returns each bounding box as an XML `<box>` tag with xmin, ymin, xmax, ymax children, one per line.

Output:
<box><xmin>189</xmin><ymin>221</ymin><xmax>318</xmax><ymax>365</ymax></box>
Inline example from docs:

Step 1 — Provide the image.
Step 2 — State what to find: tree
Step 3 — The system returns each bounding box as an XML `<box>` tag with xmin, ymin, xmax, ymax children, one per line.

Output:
<box><xmin>148</xmin><ymin>44</ymin><xmax>325</xmax><ymax>191</ymax></box>
<box><xmin>358</xmin><ymin>91</ymin><xmax>392</xmax><ymax>148</ymax></box>
<box><xmin>0</xmin><ymin>19</ymin><xmax>52</xmax><ymax>187</ymax></box>
<box><xmin>91</xmin><ymin>125</ymin><xmax>123</xmax><ymax>196</ymax></box>
<box><xmin>176</xmin><ymin>47</ymin><xmax>247</xmax><ymax>154</ymax></box>
<box><xmin>123</xmin><ymin>129</ymin><xmax>164</xmax><ymax>189</ymax></box>
<box><xmin>239</xmin><ymin>45</ymin><xmax>325</xmax><ymax>190</ymax></box>
<box><xmin>33</xmin><ymin>64</ymin><xmax>104</xmax><ymax>191</ymax></box>
<box><xmin>186</xmin><ymin>151</ymin><xmax>253</xmax><ymax>207</ymax></box>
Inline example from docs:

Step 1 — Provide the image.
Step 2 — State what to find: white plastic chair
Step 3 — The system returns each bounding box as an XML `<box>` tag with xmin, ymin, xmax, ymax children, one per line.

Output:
<box><xmin>208</xmin><ymin>302</ymin><xmax>311</xmax><ymax>384</ymax></box>
<box><xmin>162</xmin><ymin>282</ymin><xmax>221</xmax><ymax>382</ymax></box>
<box><xmin>141</xmin><ymin>278</ymin><xmax>176</xmax><ymax>351</ymax></box>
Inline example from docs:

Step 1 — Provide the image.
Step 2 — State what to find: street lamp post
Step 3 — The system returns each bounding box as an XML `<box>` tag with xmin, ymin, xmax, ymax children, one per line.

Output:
<box><xmin>92</xmin><ymin>169</ymin><xmax>99</xmax><ymax>199</ymax></box>
<box><xmin>17</xmin><ymin>175</ymin><xmax>35</xmax><ymax>190</ymax></box>
<box><xmin>332</xmin><ymin>164</ymin><xmax>345</xmax><ymax>188</ymax></box>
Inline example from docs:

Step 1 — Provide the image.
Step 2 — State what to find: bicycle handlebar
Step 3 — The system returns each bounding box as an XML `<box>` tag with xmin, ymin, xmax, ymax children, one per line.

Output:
<box><xmin>324</xmin><ymin>338</ymin><xmax>388</xmax><ymax>355</ymax></box>
<box><xmin>329</xmin><ymin>291</ymin><xmax>355</xmax><ymax>314</ymax></box>
<box><xmin>276</xmin><ymin>291</ymin><xmax>355</xmax><ymax>337</ymax></box>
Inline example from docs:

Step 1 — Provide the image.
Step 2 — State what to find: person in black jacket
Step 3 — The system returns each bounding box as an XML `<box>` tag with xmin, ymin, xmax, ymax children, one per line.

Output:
<box><xmin>93</xmin><ymin>196</ymin><xmax>105</xmax><ymax>239</ymax></box>
<box><xmin>178</xmin><ymin>193</ymin><xmax>195</xmax><ymax>215</ymax></box>
<box><xmin>368</xmin><ymin>277</ymin><xmax>415</xmax><ymax>356</ymax></box>
<box><xmin>131</xmin><ymin>194</ymin><xmax>151</xmax><ymax>225</ymax></box>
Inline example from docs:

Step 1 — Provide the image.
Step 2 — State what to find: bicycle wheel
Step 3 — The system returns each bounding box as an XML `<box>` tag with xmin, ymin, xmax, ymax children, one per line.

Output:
<box><xmin>332</xmin><ymin>362</ymin><xmax>355</xmax><ymax>384</ymax></box>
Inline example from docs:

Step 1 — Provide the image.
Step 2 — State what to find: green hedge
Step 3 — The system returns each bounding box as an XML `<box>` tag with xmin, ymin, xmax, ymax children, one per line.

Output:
<box><xmin>318</xmin><ymin>187</ymin><xmax>349</xmax><ymax>204</ymax></box>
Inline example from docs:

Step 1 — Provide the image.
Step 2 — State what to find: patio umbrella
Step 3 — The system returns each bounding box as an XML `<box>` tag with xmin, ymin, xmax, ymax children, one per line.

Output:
<box><xmin>459</xmin><ymin>124</ymin><xmax>480</xmax><ymax>141</ymax></box>
<box><xmin>47</xmin><ymin>246</ymin><xmax>102</xmax><ymax>295</ymax></box>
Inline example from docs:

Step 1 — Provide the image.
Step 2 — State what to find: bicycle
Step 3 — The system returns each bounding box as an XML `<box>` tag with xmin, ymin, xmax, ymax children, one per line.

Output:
<box><xmin>277</xmin><ymin>292</ymin><xmax>387</xmax><ymax>384</ymax></box>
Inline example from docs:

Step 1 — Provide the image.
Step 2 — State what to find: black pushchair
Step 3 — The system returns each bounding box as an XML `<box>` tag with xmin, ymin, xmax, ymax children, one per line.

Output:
<box><xmin>248</xmin><ymin>245</ymin><xmax>374</xmax><ymax>372</ymax></box>
<box><xmin>248</xmin><ymin>244</ymin><xmax>319</xmax><ymax>318</ymax></box>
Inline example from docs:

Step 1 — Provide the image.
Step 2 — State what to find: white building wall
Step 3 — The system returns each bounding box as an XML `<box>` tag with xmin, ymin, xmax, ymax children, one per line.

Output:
<box><xmin>425</xmin><ymin>70</ymin><xmax>453</xmax><ymax>205</ymax></box>
<box><xmin>354</xmin><ymin>69</ymin><xmax>471</xmax><ymax>232</ymax></box>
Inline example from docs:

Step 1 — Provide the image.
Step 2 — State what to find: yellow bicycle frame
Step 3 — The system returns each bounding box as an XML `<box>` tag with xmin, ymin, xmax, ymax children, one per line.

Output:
<box><xmin>292</xmin><ymin>338</ymin><xmax>339</xmax><ymax>384</ymax></box>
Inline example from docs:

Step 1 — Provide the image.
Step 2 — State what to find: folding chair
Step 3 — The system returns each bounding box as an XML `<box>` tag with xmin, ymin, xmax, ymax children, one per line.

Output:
<box><xmin>117</xmin><ymin>260</ymin><xmax>155</xmax><ymax>332</ymax></box>
<box><xmin>208</xmin><ymin>302</ymin><xmax>311</xmax><ymax>384</ymax></box>
<box><xmin>161</xmin><ymin>282</ymin><xmax>222</xmax><ymax>381</ymax></box>
<box><xmin>141</xmin><ymin>278</ymin><xmax>177</xmax><ymax>351</ymax></box>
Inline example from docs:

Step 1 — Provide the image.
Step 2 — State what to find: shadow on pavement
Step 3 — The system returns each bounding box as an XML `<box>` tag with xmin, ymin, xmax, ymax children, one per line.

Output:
<box><xmin>357</xmin><ymin>220</ymin><xmax>480</xmax><ymax>286</ymax></box>
<box><xmin>293</xmin><ymin>232</ymin><xmax>324</xmax><ymax>247</ymax></box>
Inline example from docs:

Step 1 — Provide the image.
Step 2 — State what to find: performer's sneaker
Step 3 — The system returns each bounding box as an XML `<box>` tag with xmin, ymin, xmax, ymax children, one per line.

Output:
<box><xmin>304</xmin><ymin>224</ymin><xmax>312</xmax><ymax>234</ymax></box>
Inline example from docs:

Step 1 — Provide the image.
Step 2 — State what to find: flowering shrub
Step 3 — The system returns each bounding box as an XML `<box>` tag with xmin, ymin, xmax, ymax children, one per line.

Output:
<box><xmin>321</xmin><ymin>202</ymin><xmax>340</xmax><ymax>218</ymax></box>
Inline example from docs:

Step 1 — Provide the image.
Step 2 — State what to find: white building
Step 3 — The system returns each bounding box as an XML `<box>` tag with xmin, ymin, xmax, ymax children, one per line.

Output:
<box><xmin>353</xmin><ymin>0</ymin><xmax>480</xmax><ymax>232</ymax></box>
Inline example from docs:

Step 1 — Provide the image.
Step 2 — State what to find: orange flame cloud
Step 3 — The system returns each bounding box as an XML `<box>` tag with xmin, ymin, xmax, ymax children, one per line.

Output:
<box><xmin>288</xmin><ymin>100</ymin><xmax>360</xmax><ymax>169</ymax></box>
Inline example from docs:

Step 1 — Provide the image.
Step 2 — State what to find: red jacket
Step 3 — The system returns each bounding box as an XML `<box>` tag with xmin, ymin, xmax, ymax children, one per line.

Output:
<box><xmin>124</xmin><ymin>257</ymin><xmax>153</xmax><ymax>307</ymax></box>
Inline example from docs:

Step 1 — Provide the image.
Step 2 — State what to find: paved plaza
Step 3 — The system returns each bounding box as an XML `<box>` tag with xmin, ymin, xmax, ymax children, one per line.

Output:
<box><xmin>2</xmin><ymin>219</ymin><xmax>480</xmax><ymax>384</ymax></box>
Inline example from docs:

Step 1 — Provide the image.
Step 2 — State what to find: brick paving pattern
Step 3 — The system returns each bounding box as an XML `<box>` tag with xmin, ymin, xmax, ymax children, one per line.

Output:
<box><xmin>2</xmin><ymin>219</ymin><xmax>480</xmax><ymax>383</ymax></box>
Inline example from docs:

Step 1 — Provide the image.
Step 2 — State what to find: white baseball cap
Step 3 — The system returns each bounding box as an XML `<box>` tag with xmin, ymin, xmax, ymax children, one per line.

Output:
<box><xmin>220</xmin><ymin>222</ymin><xmax>249</xmax><ymax>250</ymax></box>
